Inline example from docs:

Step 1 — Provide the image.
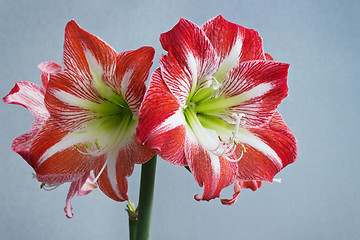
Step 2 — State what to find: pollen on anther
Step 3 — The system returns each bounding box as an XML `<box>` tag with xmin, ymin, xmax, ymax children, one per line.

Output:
<box><xmin>241</xmin><ymin>144</ymin><xmax>246</xmax><ymax>153</ymax></box>
<box><xmin>95</xmin><ymin>139</ymin><xmax>100</xmax><ymax>150</ymax></box>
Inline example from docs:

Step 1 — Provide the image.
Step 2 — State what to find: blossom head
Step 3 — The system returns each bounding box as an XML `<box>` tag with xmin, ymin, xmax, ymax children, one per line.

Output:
<box><xmin>137</xmin><ymin>15</ymin><xmax>297</xmax><ymax>204</ymax></box>
<box><xmin>4</xmin><ymin>20</ymin><xmax>155</xmax><ymax>216</ymax></box>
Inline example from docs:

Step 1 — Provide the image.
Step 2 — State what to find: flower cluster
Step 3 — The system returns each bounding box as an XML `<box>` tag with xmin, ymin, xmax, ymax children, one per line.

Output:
<box><xmin>4</xmin><ymin>15</ymin><xmax>297</xmax><ymax>217</ymax></box>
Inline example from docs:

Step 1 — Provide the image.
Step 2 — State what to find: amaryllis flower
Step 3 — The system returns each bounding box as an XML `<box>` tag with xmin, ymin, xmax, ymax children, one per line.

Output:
<box><xmin>3</xmin><ymin>20</ymin><xmax>155</xmax><ymax>216</ymax></box>
<box><xmin>137</xmin><ymin>15</ymin><xmax>297</xmax><ymax>204</ymax></box>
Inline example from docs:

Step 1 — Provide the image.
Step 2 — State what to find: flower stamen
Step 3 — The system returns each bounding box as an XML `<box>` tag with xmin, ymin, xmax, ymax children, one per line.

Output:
<box><xmin>93</xmin><ymin>159</ymin><xmax>108</xmax><ymax>184</ymax></box>
<box><xmin>40</xmin><ymin>182</ymin><xmax>62</xmax><ymax>191</ymax></box>
<box><xmin>210</xmin><ymin>114</ymin><xmax>246</xmax><ymax>163</ymax></box>
<box><xmin>74</xmin><ymin>140</ymin><xmax>103</xmax><ymax>157</ymax></box>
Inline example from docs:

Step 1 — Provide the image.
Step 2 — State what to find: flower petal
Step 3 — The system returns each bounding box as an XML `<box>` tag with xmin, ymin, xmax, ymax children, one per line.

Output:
<box><xmin>202</xmin><ymin>15</ymin><xmax>265</xmax><ymax>76</ymax></box>
<box><xmin>112</xmin><ymin>46</ymin><xmax>155</xmax><ymax>114</ymax></box>
<box><xmin>63</xmin><ymin>20</ymin><xmax>118</xmax><ymax>82</ymax></box>
<box><xmin>3</xmin><ymin>81</ymin><xmax>48</xmax><ymax>120</ymax></box>
<box><xmin>265</xmin><ymin>53</ymin><xmax>274</xmax><ymax>61</ymax></box>
<box><xmin>160</xmin><ymin>18</ymin><xmax>219</xmax><ymax>105</ymax></box>
<box><xmin>93</xmin><ymin>155</ymin><xmax>124</xmax><ymax>201</ymax></box>
<box><xmin>64</xmin><ymin>173</ymin><xmax>97</xmax><ymax>218</ymax></box>
<box><xmin>220</xmin><ymin>180</ymin><xmax>262</xmax><ymax>205</ymax></box>
<box><xmin>38</xmin><ymin>61</ymin><xmax>62</xmax><ymax>89</ymax></box>
<box><xmin>219</xmin><ymin>60</ymin><xmax>289</xmax><ymax>127</ymax></box>
<box><xmin>29</xmin><ymin>118</ymin><xmax>96</xmax><ymax>183</ymax></box>
<box><xmin>45</xmin><ymin>20</ymin><xmax>120</xmax><ymax>130</ymax></box>
<box><xmin>186</xmin><ymin>136</ymin><xmax>237</xmax><ymax>201</ymax></box>
<box><xmin>3</xmin><ymin>82</ymin><xmax>49</xmax><ymax>162</ymax></box>
<box><xmin>94</xmin><ymin>134</ymin><xmax>153</xmax><ymax>202</ymax></box>
<box><xmin>45</xmin><ymin>71</ymin><xmax>101</xmax><ymax>130</ymax></box>
<box><xmin>235</xmin><ymin>111</ymin><xmax>297</xmax><ymax>182</ymax></box>
<box><xmin>201</xmin><ymin>15</ymin><xmax>244</xmax><ymax>81</ymax></box>
<box><xmin>137</xmin><ymin>68</ymin><xmax>187</xmax><ymax>166</ymax></box>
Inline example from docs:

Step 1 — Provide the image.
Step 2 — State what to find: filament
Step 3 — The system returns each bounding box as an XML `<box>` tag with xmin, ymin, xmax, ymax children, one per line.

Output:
<box><xmin>93</xmin><ymin>159</ymin><xmax>108</xmax><ymax>184</ymax></box>
<box><xmin>209</xmin><ymin>113</ymin><xmax>246</xmax><ymax>163</ymax></box>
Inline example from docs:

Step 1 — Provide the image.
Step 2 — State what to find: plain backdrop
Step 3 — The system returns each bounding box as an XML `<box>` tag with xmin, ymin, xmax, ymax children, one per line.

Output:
<box><xmin>1</xmin><ymin>0</ymin><xmax>359</xmax><ymax>239</ymax></box>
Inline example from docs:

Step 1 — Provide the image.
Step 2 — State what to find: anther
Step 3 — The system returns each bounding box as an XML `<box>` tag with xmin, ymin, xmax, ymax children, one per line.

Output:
<box><xmin>74</xmin><ymin>140</ymin><xmax>103</xmax><ymax>156</ymax></box>
<box><xmin>241</xmin><ymin>144</ymin><xmax>246</xmax><ymax>153</ymax></box>
<box><xmin>40</xmin><ymin>182</ymin><xmax>61</xmax><ymax>191</ymax></box>
<box><xmin>95</xmin><ymin>139</ymin><xmax>100</xmax><ymax>150</ymax></box>
<box><xmin>211</xmin><ymin>113</ymin><xmax>245</xmax><ymax>157</ymax></box>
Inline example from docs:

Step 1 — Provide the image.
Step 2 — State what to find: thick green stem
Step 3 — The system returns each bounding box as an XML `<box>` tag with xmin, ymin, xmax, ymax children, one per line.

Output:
<box><xmin>129</xmin><ymin>220</ymin><xmax>137</xmax><ymax>240</ymax></box>
<box><xmin>136</xmin><ymin>155</ymin><xmax>157</xmax><ymax>240</ymax></box>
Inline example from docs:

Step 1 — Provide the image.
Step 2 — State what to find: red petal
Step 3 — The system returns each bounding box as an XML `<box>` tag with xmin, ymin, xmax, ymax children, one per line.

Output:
<box><xmin>3</xmin><ymin>82</ymin><xmax>49</xmax><ymax>162</ymax></box>
<box><xmin>240</xmin><ymin>27</ymin><xmax>265</xmax><ymax>61</ymax></box>
<box><xmin>29</xmin><ymin>118</ymin><xmax>96</xmax><ymax>183</ymax></box>
<box><xmin>265</xmin><ymin>53</ymin><xmax>274</xmax><ymax>61</ymax></box>
<box><xmin>220</xmin><ymin>60</ymin><xmax>289</xmax><ymax>127</ymax></box>
<box><xmin>38</xmin><ymin>61</ymin><xmax>62</xmax><ymax>89</ymax></box>
<box><xmin>236</xmin><ymin>111</ymin><xmax>298</xmax><ymax>182</ymax></box>
<box><xmin>3</xmin><ymin>81</ymin><xmax>48</xmax><ymax>120</ymax></box>
<box><xmin>45</xmin><ymin>71</ymin><xmax>99</xmax><ymax>130</ymax></box>
<box><xmin>63</xmin><ymin>20</ymin><xmax>118</xmax><ymax>80</ymax></box>
<box><xmin>94</xmin><ymin>134</ymin><xmax>153</xmax><ymax>202</ymax></box>
<box><xmin>186</xmin><ymin>139</ymin><xmax>237</xmax><ymax>201</ymax></box>
<box><xmin>220</xmin><ymin>180</ymin><xmax>262</xmax><ymax>205</ymax></box>
<box><xmin>94</xmin><ymin>153</ymin><xmax>130</xmax><ymax>202</ymax></box>
<box><xmin>44</xmin><ymin>20</ymin><xmax>120</xmax><ymax>130</ymax></box>
<box><xmin>160</xmin><ymin>18</ymin><xmax>219</xmax><ymax>105</ymax></box>
<box><xmin>64</xmin><ymin>172</ymin><xmax>92</xmax><ymax>218</ymax></box>
<box><xmin>123</xmin><ymin>134</ymin><xmax>155</xmax><ymax>165</ymax></box>
<box><xmin>159</xmin><ymin>53</ymin><xmax>193</xmax><ymax>105</ymax></box>
<box><xmin>137</xmin><ymin>69</ymin><xmax>187</xmax><ymax>166</ymax></box>
<box><xmin>202</xmin><ymin>15</ymin><xmax>265</xmax><ymax>63</ymax></box>
<box><xmin>112</xmin><ymin>46</ymin><xmax>154</xmax><ymax>114</ymax></box>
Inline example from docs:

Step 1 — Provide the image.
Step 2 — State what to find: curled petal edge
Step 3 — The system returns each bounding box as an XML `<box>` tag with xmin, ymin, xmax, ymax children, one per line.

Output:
<box><xmin>64</xmin><ymin>173</ymin><xmax>97</xmax><ymax>218</ymax></box>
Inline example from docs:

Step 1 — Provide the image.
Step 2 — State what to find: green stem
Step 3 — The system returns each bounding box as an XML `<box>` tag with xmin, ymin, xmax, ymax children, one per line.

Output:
<box><xmin>136</xmin><ymin>155</ymin><xmax>157</xmax><ymax>240</ymax></box>
<box><xmin>129</xmin><ymin>219</ymin><xmax>137</xmax><ymax>240</ymax></box>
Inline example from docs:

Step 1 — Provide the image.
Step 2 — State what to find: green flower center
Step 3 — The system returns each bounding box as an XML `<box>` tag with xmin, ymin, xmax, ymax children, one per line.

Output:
<box><xmin>183</xmin><ymin>81</ymin><xmax>246</xmax><ymax>161</ymax></box>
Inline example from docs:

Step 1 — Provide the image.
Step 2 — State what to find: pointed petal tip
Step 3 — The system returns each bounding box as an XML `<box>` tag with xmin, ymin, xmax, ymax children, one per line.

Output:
<box><xmin>64</xmin><ymin>20</ymin><xmax>83</xmax><ymax>36</ymax></box>
<box><xmin>66</xmin><ymin>19</ymin><xmax>79</xmax><ymax>28</ymax></box>
<box><xmin>3</xmin><ymin>82</ymin><xmax>19</xmax><ymax>103</ymax></box>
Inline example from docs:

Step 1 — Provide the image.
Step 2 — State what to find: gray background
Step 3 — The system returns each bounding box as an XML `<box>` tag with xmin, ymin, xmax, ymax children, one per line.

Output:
<box><xmin>0</xmin><ymin>0</ymin><xmax>359</xmax><ymax>239</ymax></box>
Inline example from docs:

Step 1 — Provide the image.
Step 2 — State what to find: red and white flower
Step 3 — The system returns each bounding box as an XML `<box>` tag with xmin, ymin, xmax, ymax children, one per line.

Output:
<box><xmin>137</xmin><ymin>15</ymin><xmax>297</xmax><ymax>204</ymax></box>
<box><xmin>3</xmin><ymin>20</ymin><xmax>155</xmax><ymax>216</ymax></box>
